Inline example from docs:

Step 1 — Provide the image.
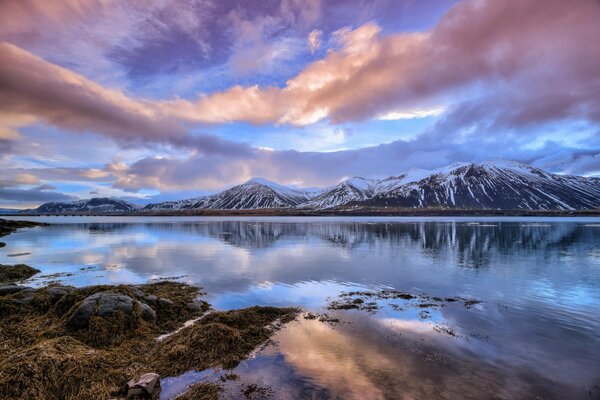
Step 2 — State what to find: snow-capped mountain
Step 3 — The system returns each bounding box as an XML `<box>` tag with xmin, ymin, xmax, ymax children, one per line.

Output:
<box><xmin>31</xmin><ymin>161</ymin><xmax>598</xmax><ymax>214</ymax></box>
<box><xmin>299</xmin><ymin>177</ymin><xmax>379</xmax><ymax>209</ymax></box>
<box><xmin>143</xmin><ymin>161</ymin><xmax>599</xmax><ymax>212</ymax></box>
<box><xmin>359</xmin><ymin>160</ymin><xmax>600</xmax><ymax>210</ymax></box>
<box><xmin>145</xmin><ymin>178</ymin><xmax>319</xmax><ymax>210</ymax></box>
<box><xmin>32</xmin><ymin>198</ymin><xmax>140</xmax><ymax>213</ymax></box>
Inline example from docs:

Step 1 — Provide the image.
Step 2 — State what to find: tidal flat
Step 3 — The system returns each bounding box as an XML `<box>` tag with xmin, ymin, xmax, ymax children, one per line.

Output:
<box><xmin>1</xmin><ymin>217</ymin><xmax>599</xmax><ymax>399</ymax></box>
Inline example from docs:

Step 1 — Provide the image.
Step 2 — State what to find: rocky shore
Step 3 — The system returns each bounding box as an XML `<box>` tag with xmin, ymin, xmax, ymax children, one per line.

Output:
<box><xmin>0</xmin><ymin>277</ymin><xmax>299</xmax><ymax>399</ymax></box>
<box><xmin>0</xmin><ymin>220</ymin><xmax>300</xmax><ymax>399</ymax></box>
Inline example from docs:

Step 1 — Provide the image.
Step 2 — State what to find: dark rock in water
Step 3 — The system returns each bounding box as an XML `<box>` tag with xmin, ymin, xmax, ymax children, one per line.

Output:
<box><xmin>126</xmin><ymin>373</ymin><xmax>161</xmax><ymax>399</ymax></box>
<box><xmin>0</xmin><ymin>284</ymin><xmax>30</xmax><ymax>296</ymax></box>
<box><xmin>0</xmin><ymin>242</ymin><xmax>5</xmax><ymax>248</ymax></box>
<box><xmin>66</xmin><ymin>292</ymin><xmax>157</xmax><ymax>331</ymax></box>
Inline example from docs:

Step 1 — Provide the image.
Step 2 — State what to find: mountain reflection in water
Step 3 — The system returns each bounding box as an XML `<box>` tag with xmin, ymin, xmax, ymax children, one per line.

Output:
<box><xmin>1</xmin><ymin>217</ymin><xmax>599</xmax><ymax>399</ymax></box>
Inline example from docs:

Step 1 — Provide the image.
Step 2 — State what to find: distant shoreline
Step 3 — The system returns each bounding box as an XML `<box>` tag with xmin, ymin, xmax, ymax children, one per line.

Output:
<box><xmin>3</xmin><ymin>207</ymin><xmax>600</xmax><ymax>218</ymax></box>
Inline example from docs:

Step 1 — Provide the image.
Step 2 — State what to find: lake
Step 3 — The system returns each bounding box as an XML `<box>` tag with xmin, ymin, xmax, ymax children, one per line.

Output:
<box><xmin>2</xmin><ymin>216</ymin><xmax>600</xmax><ymax>399</ymax></box>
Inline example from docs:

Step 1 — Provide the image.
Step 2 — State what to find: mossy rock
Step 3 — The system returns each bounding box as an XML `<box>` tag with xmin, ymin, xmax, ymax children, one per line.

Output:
<box><xmin>0</xmin><ymin>264</ymin><xmax>40</xmax><ymax>284</ymax></box>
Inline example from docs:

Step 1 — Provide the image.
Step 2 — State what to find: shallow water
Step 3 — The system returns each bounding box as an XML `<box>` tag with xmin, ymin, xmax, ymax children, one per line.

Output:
<box><xmin>2</xmin><ymin>216</ymin><xmax>600</xmax><ymax>399</ymax></box>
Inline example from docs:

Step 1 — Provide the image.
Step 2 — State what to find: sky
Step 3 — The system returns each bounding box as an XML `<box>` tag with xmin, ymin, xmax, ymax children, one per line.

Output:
<box><xmin>0</xmin><ymin>0</ymin><xmax>599</xmax><ymax>208</ymax></box>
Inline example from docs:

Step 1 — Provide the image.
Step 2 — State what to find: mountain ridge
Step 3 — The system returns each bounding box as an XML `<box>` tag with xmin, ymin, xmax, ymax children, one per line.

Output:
<box><xmin>23</xmin><ymin>161</ymin><xmax>600</xmax><ymax>213</ymax></box>
<box><xmin>26</xmin><ymin>198</ymin><xmax>140</xmax><ymax>214</ymax></box>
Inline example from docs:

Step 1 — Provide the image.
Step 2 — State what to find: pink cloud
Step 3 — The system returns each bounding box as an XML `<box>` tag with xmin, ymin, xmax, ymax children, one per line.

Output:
<box><xmin>0</xmin><ymin>0</ymin><xmax>598</xmax><ymax>166</ymax></box>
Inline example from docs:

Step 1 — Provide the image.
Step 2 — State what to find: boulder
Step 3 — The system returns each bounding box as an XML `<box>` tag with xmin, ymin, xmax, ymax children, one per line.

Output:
<box><xmin>66</xmin><ymin>292</ymin><xmax>156</xmax><ymax>331</ymax></box>
<box><xmin>45</xmin><ymin>285</ymin><xmax>76</xmax><ymax>302</ymax></box>
<box><xmin>157</xmin><ymin>298</ymin><xmax>174</xmax><ymax>308</ymax></box>
<box><xmin>9</xmin><ymin>288</ymin><xmax>36</xmax><ymax>304</ymax></box>
<box><xmin>142</xmin><ymin>294</ymin><xmax>158</xmax><ymax>305</ymax></box>
<box><xmin>0</xmin><ymin>284</ymin><xmax>30</xmax><ymax>296</ymax></box>
<box><xmin>140</xmin><ymin>303</ymin><xmax>156</xmax><ymax>321</ymax></box>
<box><xmin>130</xmin><ymin>287</ymin><xmax>144</xmax><ymax>298</ymax></box>
<box><xmin>126</xmin><ymin>373</ymin><xmax>161</xmax><ymax>400</ymax></box>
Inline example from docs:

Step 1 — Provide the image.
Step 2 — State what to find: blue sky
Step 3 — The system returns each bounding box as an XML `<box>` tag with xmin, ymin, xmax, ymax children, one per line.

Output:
<box><xmin>0</xmin><ymin>0</ymin><xmax>599</xmax><ymax>208</ymax></box>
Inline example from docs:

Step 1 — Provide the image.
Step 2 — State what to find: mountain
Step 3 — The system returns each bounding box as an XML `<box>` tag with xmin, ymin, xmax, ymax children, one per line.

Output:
<box><xmin>146</xmin><ymin>161</ymin><xmax>600</xmax><ymax>211</ymax></box>
<box><xmin>32</xmin><ymin>198</ymin><xmax>140</xmax><ymax>214</ymax></box>
<box><xmin>145</xmin><ymin>160</ymin><xmax>600</xmax><ymax>214</ymax></box>
<box><xmin>145</xmin><ymin>178</ymin><xmax>319</xmax><ymax>211</ymax></box>
<box><xmin>300</xmin><ymin>177</ymin><xmax>379</xmax><ymax>209</ymax></box>
<box><xmin>356</xmin><ymin>160</ymin><xmax>600</xmax><ymax>210</ymax></box>
<box><xmin>25</xmin><ymin>161</ymin><xmax>600</xmax><ymax>214</ymax></box>
<box><xmin>300</xmin><ymin>170</ymin><xmax>435</xmax><ymax>209</ymax></box>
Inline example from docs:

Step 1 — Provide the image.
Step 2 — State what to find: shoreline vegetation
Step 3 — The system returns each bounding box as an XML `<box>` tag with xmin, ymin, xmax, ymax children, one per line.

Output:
<box><xmin>0</xmin><ymin>220</ymin><xmax>300</xmax><ymax>399</ymax></box>
<box><xmin>2</xmin><ymin>207</ymin><xmax>600</xmax><ymax>217</ymax></box>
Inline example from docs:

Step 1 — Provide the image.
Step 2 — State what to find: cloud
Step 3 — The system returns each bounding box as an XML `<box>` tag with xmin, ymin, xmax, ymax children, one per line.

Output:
<box><xmin>0</xmin><ymin>185</ymin><xmax>77</xmax><ymax>203</ymax></box>
<box><xmin>308</xmin><ymin>29</ymin><xmax>322</xmax><ymax>53</ymax></box>
<box><xmin>2</xmin><ymin>0</ymin><xmax>598</xmax><ymax>142</ymax></box>
<box><xmin>0</xmin><ymin>42</ymin><xmax>181</xmax><ymax>141</ymax></box>
<box><xmin>181</xmin><ymin>0</ymin><xmax>600</xmax><ymax>126</ymax></box>
<box><xmin>105</xmin><ymin>126</ymin><xmax>600</xmax><ymax>192</ymax></box>
<box><xmin>378</xmin><ymin>106</ymin><xmax>447</xmax><ymax>121</ymax></box>
<box><xmin>0</xmin><ymin>0</ymin><xmax>598</xmax><ymax>201</ymax></box>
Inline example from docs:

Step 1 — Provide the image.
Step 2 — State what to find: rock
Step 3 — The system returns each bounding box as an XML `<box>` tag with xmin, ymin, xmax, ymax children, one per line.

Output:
<box><xmin>66</xmin><ymin>292</ymin><xmax>156</xmax><ymax>331</ymax></box>
<box><xmin>140</xmin><ymin>303</ymin><xmax>157</xmax><ymax>321</ymax></box>
<box><xmin>9</xmin><ymin>288</ymin><xmax>36</xmax><ymax>304</ymax></box>
<box><xmin>157</xmin><ymin>298</ymin><xmax>174</xmax><ymax>308</ymax></box>
<box><xmin>45</xmin><ymin>286</ymin><xmax>75</xmax><ymax>302</ymax></box>
<box><xmin>130</xmin><ymin>287</ymin><xmax>144</xmax><ymax>298</ymax></box>
<box><xmin>0</xmin><ymin>242</ymin><xmax>5</xmax><ymax>248</ymax></box>
<box><xmin>143</xmin><ymin>294</ymin><xmax>157</xmax><ymax>305</ymax></box>
<box><xmin>127</xmin><ymin>373</ymin><xmax>161</xmax><ymax>399</ymax></box>
<box><xmin>0</xmin><ymin>284</ymin><xmax>30</xmax><ymax>296</ymax></box>
<box><xmin>185</xmin><ymin>302</ymin><xmax>203</xmax><ymax>312</ymax></box>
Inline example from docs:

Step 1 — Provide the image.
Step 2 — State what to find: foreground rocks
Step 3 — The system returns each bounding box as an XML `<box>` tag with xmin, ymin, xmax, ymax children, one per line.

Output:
<box><xmin>126</xmin><ymin>373</ymin><xmax>161</xmax><ymax>400</ymax></box>
<box><xmin>0</xmin><ymin>281</ymin><xmax>299</xmax><ymax>400</ymax></box>
<box><xmin>66</xmin><ymin>292</ymin><xmax>156</xmax><ymax>331</ymax></box>
<box><xmin>0</xmin><ymin>264</ymin><xmax>40</xmax><ymax>284</ymax></box>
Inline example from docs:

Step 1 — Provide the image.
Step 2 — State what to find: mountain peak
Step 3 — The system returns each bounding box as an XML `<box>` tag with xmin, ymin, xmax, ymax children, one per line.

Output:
<box><xmin>245</xmin><ymin>177</ymin><xmax>281</xmax><ymax>187</ymax></box>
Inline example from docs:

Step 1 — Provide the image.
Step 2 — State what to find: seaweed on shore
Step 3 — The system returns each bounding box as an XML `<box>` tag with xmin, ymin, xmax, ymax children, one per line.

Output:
<box><xmin>0</xmin><ymin>218</ymin><xmax>47</xmax><ymax>238</ymax></box>
<box><xmin>154</xmin><ymin>306</ymin><xmax>299</xmax><ymax>376</ymax></box>
<box><xmin>327</xmin><ymin>289</ymin><xmax>482</xmax><ymax>313</ymax></box>
<box><xmin>176</xmin><ymin>382</ymin><xmax>223</xmax><ymax>400</ymax></box>
<box><xmin>0</xmin><ymin>264</ymin><xmax>40</xmax><ymax>284</ymax></box>
<box><xmin>0</xmin><ymin>282</ymin><xmax>299</xmax><ymax>400</ymax></box>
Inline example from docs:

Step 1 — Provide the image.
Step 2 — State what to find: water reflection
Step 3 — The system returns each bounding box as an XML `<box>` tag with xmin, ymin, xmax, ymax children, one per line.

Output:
<box><xmin>1</xmin><ymin>217</ymin><xmax>599</xmax><ymax>398</ymax></box>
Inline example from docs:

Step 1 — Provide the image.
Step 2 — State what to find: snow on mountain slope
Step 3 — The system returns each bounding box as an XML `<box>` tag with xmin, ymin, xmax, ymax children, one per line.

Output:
<box><xmin>298</xmin><ymin>177</ymin><xmax>379</xmax><ymax>209</ymax></box>
<box><xmin>145</xmin><ymin>160</ymin><xmax>600</xmax><ymax>212</ymax></box>
<box><xmin>362</xmin><ymin>161</ymin><xmax>600</xmax><ymax>210</ymax></box>
<box><xmin>145</xmin><ymin>178</ymin><xmax>317</xmax><ymax>210</ymax></box>
<box><xmin>32</xmin><ymin>198</ymin><xmax>139</xmax><ymax>213</ymax></box>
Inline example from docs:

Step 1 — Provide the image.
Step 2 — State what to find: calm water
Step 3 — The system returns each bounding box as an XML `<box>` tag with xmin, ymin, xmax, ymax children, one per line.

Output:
<box><xmin>2</xmin><ymin>216</ymin><xmax>600</xmax><ymax>399</ymax></box>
